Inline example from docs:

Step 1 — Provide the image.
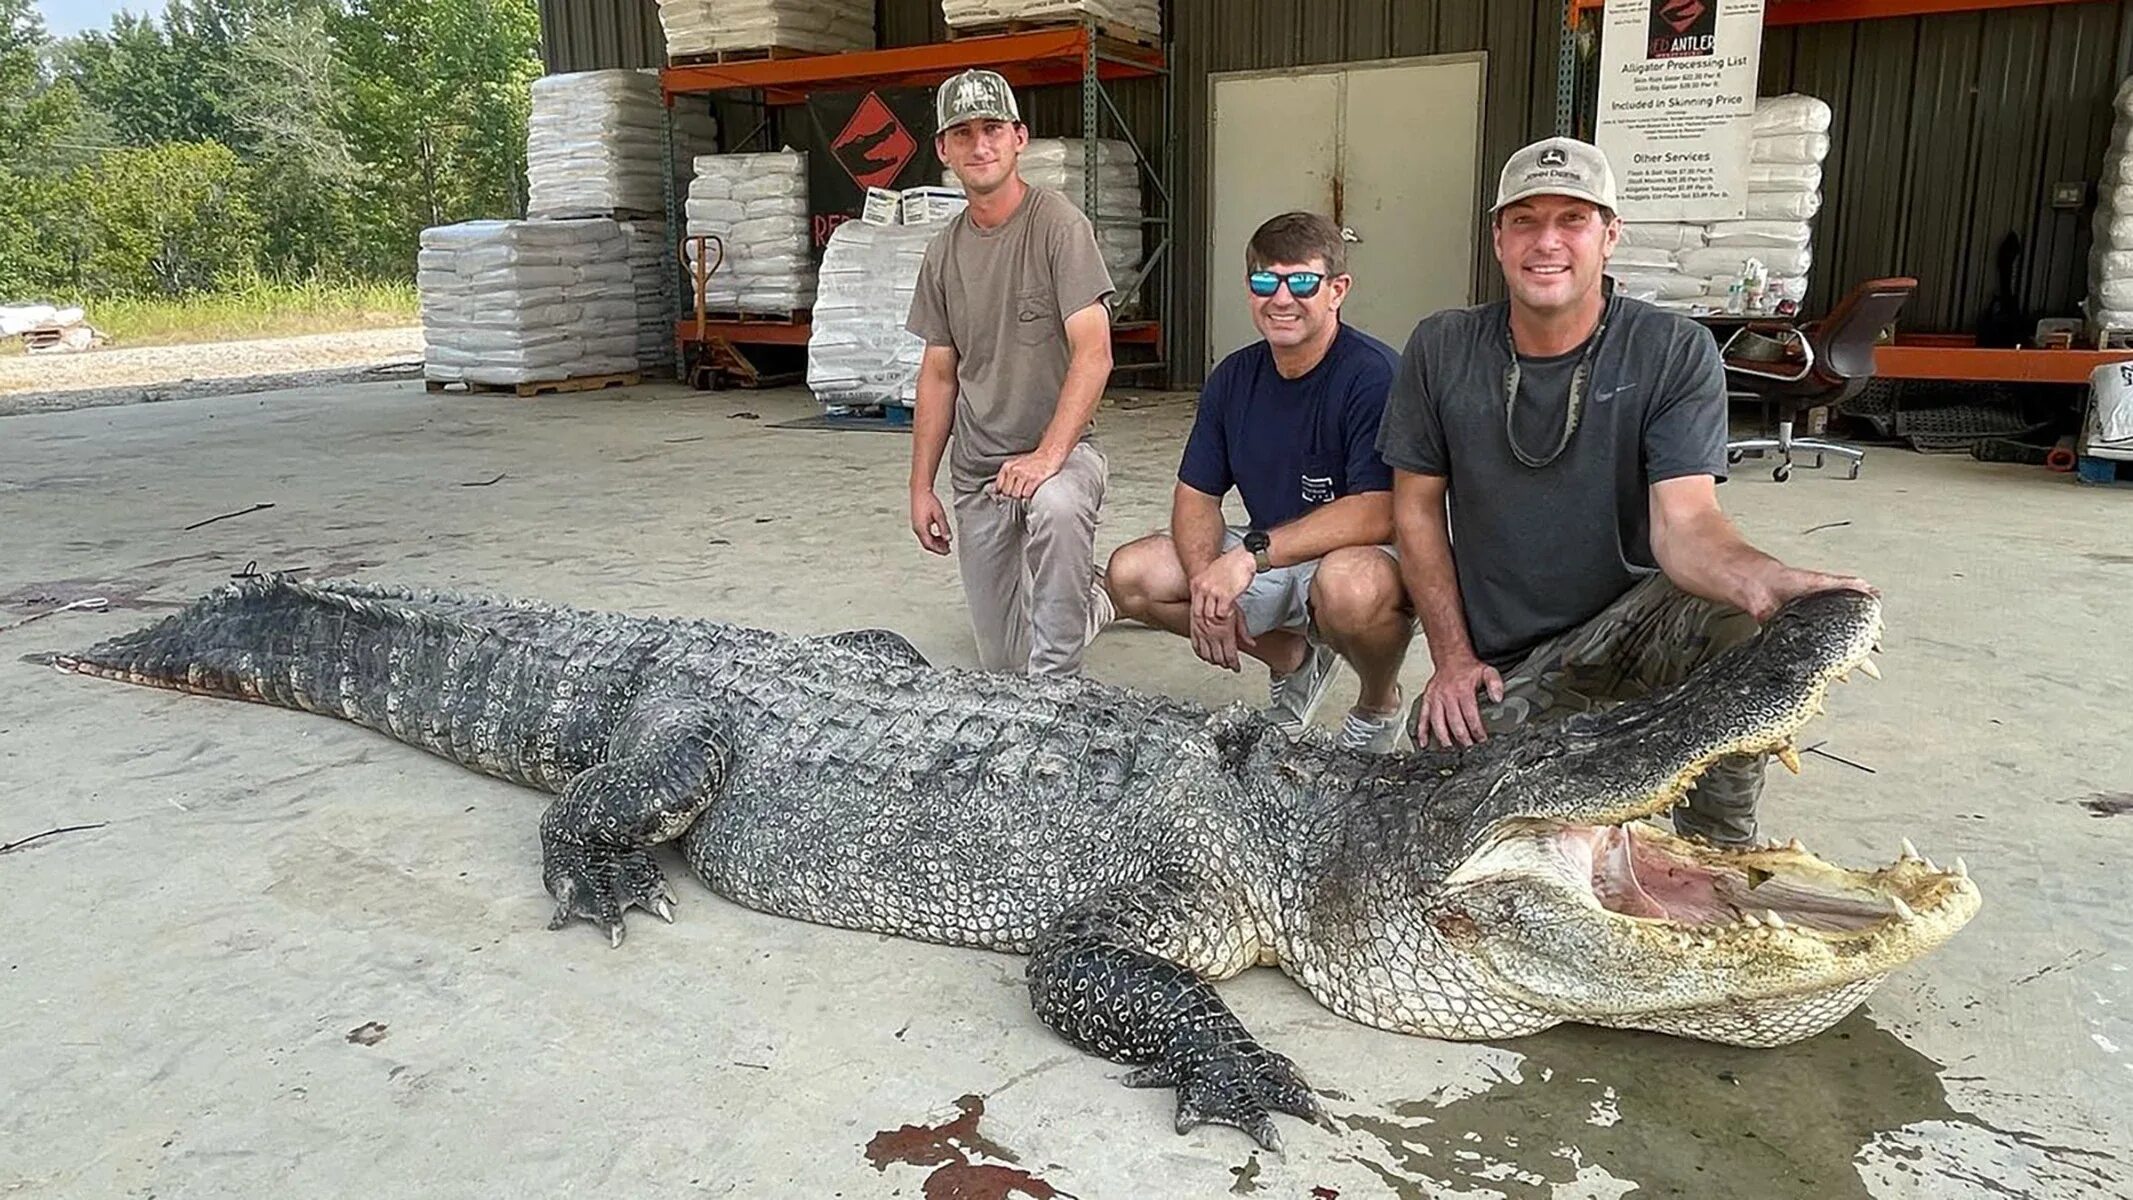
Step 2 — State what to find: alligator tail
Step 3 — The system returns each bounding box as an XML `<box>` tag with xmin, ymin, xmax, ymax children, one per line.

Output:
<box><xmin>40</xmin><ymin>577</ymin><xmax>580</xmax><ymax>786</ymax></box>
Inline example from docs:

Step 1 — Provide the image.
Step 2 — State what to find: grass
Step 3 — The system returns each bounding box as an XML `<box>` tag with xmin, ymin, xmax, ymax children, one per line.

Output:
<box><xmin>3</xmin><ymin>277</ymin><xmax>419</xmax><ymax>354</ymax></box>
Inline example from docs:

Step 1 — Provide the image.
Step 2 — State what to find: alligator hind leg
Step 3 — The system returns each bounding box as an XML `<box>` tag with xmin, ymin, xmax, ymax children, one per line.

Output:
<box><xmin>540</xmin><ymin>694</ymin><xmax>732</xmax><ymax>947</ymax></box>
<box><xmin>1026</xmin><ymin>870</ymin><xmax>1331</xmax><ymax>1152</ymax></box>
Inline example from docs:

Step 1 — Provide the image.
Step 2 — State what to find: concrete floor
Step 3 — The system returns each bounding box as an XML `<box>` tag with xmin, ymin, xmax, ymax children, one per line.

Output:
<box><xmin>1</xmin><ymin>378</ymin><xmax>2128</xmax><ymax>1199</ymax></box>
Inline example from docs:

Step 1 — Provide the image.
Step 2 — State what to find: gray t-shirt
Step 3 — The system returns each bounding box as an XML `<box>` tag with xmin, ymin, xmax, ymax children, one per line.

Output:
<box><xmin>905</xmin><ymin>184</ymin><xmax>1116</xmax><ymax>493</ymax></box>
<box><xmin>1374</xmin><ymin>285</ymin><xmax>1728</xmax><ymax>670</ymax></box>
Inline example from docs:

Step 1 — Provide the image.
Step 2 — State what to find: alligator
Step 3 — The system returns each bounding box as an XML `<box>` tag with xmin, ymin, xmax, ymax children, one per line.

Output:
<box><xmin>35</xmin><ymin>577</ymin><xmax>1980</xmax><ymax>1151</ymax></box>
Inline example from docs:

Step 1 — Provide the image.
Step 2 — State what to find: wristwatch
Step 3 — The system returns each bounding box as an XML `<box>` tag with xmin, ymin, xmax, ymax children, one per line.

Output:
<box><xmin>1243</xmin><ymin>529</ymin><xmax>1273</xmax><ymax>573</ymax></box>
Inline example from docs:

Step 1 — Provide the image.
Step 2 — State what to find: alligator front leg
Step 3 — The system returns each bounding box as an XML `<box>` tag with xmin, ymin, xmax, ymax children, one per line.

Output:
<box><xmin>541</xmin><ymin>694</ymin><xmax>732</xmax><ymax>947</ymax></box>
<box><xmin>1026</xmin><ymin>871</ymin><xmax>1330</xmax><ymax>1152</ymax></box>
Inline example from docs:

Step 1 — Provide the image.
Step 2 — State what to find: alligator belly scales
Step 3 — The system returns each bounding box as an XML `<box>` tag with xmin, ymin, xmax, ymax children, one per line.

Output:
<box><xmin>36</xmin><ymin>577</ymin><xmax>1981</xmax><ymax>1150</ymax></box>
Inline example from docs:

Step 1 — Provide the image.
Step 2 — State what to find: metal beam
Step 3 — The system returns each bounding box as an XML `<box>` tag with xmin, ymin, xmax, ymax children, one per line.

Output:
<box><xmin>1570</xmin><ymin>0</ymin><xmax>2100</xmax><ymax>25</ymax></box>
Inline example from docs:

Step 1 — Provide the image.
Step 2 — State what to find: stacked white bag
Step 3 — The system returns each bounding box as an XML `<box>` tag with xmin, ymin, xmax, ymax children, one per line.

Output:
<box><xmin>940</xmin><ymin>0</ymin><xmax>1160</xmax><ymax>38</ymax></box>
<box><xmin>2086</xmin><ymin>77</ymin><xmax>2133</xmax><ymax>339</ymax></box>
<box><xmin>1611</xmin><ymin>93</ymin><xmax>1831</xmax><ymax>314</ymax></box>
<box><xmin>526</xmin><ymin>70</ymin><xmax>718</xmax><ymax>220</ymax></box>
<box><xmin>1027</xmin><ymin>139</ymin><xmax>1142</xmax><ymax>289</ymax></box>
<box><xmin>936</xmin><ymin>138</ymin><xmax>1142</xmax><ymax>293</ymax></box>
<box><xmin>655</xmin><ymin>0</ymin><xmax>874</xmax><ymax>57</ymax></box>
<box><xmin>685</xmin><ymin>150</ymin><xmax>816</xmax><ymax>314</ymax></box>
<box><xmin>806</xmin><ymin>218</ymin><xmax>937</xmax><ymax>410</ymax></box>
<box><xmin>418</xmin><ymin>220</ymin><xmax>640</xmax><ymax>386</ymax></box>
<box><xmin>618</xmin><ymin>219</ymin><xmax>676</xmax><ymax>373</ymax></box>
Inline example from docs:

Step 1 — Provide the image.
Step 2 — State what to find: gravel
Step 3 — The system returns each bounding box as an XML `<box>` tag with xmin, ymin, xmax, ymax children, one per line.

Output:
<box><xmin>0</xmin><ymin>327</ymin><xmax>425</xmax><ymax>416</ymax></box>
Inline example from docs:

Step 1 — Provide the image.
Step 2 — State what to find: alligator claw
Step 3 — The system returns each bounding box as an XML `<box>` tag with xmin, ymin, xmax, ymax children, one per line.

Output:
<box><xmin>542</xmin><ymin>844</ymin><xmax>674</xmax><ymax>946</ymax></box>
<box><xmin>1136</xmin><ymin>1042</ymin><xmax>1325</xmax><ymax>1154</ymax></box>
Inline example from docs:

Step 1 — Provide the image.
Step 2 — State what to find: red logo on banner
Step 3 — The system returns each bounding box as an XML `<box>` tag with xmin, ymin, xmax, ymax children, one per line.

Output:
<box><xmin>831</xmin><ymin>92</ymin><xmax>918</xmax><ymax>190</ymax></box>
<box><xmin>1658</xmin><ymin>0</ymin><xmax>1707</xmax><ymax>32</ymax></box>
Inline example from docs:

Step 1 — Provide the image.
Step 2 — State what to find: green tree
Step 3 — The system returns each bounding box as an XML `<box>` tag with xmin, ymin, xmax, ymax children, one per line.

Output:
<box><xmin>0</xmin><ymin>0</ymin><xmax>79</xmax><ymax>164</ymax></box>
<box><xmin>0</xmin><ymin>0</ymin><xmax>95</xmax><ymax>296</ymax></box>
<box><xmin>72</xmin><ymin>141</ymin><xmax>264</xmax><ymax>295</ymax></box>
<box><xmin>225</xmin><ymin>6</ymin><xmax>357</xmax><ymax>275</ymax></box>
<box><xmin>334</xmin><ymin>0</ymin><xmax>539</xmax><ymax>277</ymax></box>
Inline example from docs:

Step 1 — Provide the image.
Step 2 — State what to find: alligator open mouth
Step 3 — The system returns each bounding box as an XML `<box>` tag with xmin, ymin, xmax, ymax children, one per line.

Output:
<box><xmin>1568</xmin><ymin>821</ymin><xmax>1971</xmax><ymax>937</ymax></box>
<box><xmin>1428</xmin><ymin>590</ymin><xmax>1983</xmax><ymax>1045</ymax></box>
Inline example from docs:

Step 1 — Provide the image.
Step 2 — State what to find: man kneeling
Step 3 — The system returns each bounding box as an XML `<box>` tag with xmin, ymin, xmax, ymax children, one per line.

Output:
<box><xmin>1097</xmin><ymin>211</ymin><xmax>1412</xmax><ymax>750</ymax></box>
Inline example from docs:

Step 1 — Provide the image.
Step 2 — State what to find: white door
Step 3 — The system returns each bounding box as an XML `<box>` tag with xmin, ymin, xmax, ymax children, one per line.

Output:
<box><xmin>1207</xmin><ymin>53</ymin><xmax>1486</xmax><ymax>371</ymax></box>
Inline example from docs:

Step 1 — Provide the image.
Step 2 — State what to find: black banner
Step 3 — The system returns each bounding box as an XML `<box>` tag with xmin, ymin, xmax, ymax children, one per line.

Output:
<box><xmin>800</xmin><ymin>88</ymin><xmax>941</xmax><ymax>254</ymax></box>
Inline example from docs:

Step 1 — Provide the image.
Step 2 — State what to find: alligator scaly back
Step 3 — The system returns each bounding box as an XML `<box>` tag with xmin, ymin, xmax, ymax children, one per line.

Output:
<box><xmin>38</xmin><ymin>577</ymin><xmax>724</xmax><ymax>792</ymax></box>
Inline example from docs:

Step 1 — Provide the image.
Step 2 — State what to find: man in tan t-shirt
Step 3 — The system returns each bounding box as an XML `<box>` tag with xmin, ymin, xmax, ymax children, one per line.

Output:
<box><xmin>905</xmin><ymin>68</ymin><xmax>1117</xmax><ymax>678</ymax></box>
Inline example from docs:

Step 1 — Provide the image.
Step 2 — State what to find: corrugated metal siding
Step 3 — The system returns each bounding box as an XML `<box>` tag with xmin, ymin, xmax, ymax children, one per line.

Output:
<box><xmin>1752</xmin><ymin>1</ymin><xmax>2133</xmax><ymax>334</ymax></box>
<box><xmin>1169</xmin><ymin>0</ymin><xmax>1563</xmax><ymax>384</ymax></box>
<box><xmin>537</xmin><ymin>1</ymin><xmax>2133</xmax><ymax>380</ymax></box>
<box><xmin>538</xmin><ymin>0</ymin><xmax>664</xmax><ymax>71</ymax></box>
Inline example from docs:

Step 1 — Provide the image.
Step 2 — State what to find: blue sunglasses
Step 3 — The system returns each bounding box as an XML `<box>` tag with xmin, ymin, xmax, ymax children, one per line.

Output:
<box><xmin>1247</xmin><ymin>269</ymin><xmax>1326</xmax><ymax>299</ymax></box>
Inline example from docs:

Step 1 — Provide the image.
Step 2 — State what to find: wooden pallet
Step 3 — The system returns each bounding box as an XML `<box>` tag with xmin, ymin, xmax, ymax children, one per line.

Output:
<box><xmin>699</xmin><ymin>308</ymin><xmax>811</xmax><ymax>325</ymax></box>
<box><xmin>535</xmin><ymin>206</ymin><xmax>665</xmax><ymax>223</ymax></box>
<box><xmin>946</xmin><ymin>16</ymin><xmax>1161</xmax><ymax>47</ymax></box>
<box><xmin>667</xmin><ymin>45</ymin><xmax>825</xmax><ymax>67</ymax></box>
<box><xmin>426</xmin><ymin>372</ymin><xmax>641</xmax><ymax>398</ymax></box>
<box><xmin>2075</xmin><ymin>453</ymin><xmax>2133</xmax><ymax>486</ymax></box>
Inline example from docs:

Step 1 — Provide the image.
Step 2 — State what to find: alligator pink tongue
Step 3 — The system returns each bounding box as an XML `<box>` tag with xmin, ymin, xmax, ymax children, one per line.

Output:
<box><xmin>1592</xmin><ymin>827</ymin><xmax>1672</xmax><ymax>919</ymax></box>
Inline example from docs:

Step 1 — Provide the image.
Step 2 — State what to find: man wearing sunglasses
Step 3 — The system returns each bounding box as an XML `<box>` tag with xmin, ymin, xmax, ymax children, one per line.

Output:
<box><xmin>1099</xmin><ymin>211</ymin><xmax>1412</xmax><ymax>751</ymax></box>
<box><xmin>905</xmin><ymin>69</ymin><xmax>1118</xmax><ymax>679</ymax></box>
<box><xmin>1374</xmin><ymin>137</ymin><xmax>1871</xmax><ymax>846</ymax></box>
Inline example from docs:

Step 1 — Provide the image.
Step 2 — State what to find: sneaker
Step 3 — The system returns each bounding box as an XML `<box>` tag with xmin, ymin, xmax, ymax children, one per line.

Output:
<box><xmin>1267</xmin><ymin>640</ymin><xmax>1339</xmax><ymax>732</ymax></box>
<box><xmin>1337</xmin><ymin>696</ymin><xmax>1403</xmax><ymax>753</ymax></box>
<box><xmin>1086</xmin><ymin>565</ymin><xmax>1119</xmax><ymax>644</ymax></box>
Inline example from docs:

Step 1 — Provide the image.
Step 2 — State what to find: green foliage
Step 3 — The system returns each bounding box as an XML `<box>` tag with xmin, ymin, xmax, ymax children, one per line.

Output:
<box><xmin>3</xmin><ymin>0</ymin><xmax>543</xmax><ymax>306</ymax></box>
<box><xmin>72</xmin><ymin>276</ymin><xmax>418</xmax><ymax>347</ymax></box>
<box><xmin>71</xmin><ymin>141</ymin><xmax>265</xmax><ymax>296</ymax></box>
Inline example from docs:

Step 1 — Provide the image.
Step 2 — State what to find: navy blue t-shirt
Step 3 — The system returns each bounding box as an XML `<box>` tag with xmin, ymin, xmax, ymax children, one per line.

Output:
<box><xmin>1178</xmin><ymin>322</ymin><xmax>1400</xmax><ymax>531</ymax></box>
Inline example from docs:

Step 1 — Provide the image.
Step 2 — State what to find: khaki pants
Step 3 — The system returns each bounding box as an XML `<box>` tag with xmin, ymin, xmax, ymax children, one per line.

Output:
<box><xmin>951</xmin><ymin>442</ymin><xmax>1107</xmax><ymax>678</ymax></box>
<box><xmin>1467</xmin><ymin>573</ymin><xmax>1765</xmax><ymax>844</ymax></box>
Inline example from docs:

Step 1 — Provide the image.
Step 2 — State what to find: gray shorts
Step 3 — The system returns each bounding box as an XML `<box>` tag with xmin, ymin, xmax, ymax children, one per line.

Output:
<box><xmin>1219</xmin><ymin>526</ymin><xmax>1399</xmax><ymax>638</ymax></box>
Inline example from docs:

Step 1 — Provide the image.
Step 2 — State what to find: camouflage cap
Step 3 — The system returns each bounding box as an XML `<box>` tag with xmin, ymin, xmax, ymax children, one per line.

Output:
<box><xmin>935</xmin><ymin>68</ymin><xmax>1022</xmax><ymax>132</ymax></box>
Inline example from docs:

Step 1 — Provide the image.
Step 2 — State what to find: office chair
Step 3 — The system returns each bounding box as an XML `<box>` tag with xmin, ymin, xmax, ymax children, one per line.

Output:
<box><xmin>1722</xmin><ymin>276</ymin><xmax>1917</xmax><ymax>481</ymax></box>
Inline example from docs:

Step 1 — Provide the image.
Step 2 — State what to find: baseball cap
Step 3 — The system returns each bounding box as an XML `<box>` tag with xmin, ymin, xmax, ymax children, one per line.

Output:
<box><xmin>935</xmin><ymin>68</ymin><xmax>1022</xmax><ymax>132</ymax></box>
<box><xmin>1492</xmin><ymin>137</ymin><xmax>1617</xmax><ymax>213</ymax></box>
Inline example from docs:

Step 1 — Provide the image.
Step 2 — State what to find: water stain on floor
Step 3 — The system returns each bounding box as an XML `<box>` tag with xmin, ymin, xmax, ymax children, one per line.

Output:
<box><xmin>866</xmin><ymin>1092</ymin><xmax>1074</xmax><ymax>1199</ymax></box>
<box><xmin>1332</xmin><ymin>1012</ymin><xmax>2122</xmax><ymax>1198</ymax></box>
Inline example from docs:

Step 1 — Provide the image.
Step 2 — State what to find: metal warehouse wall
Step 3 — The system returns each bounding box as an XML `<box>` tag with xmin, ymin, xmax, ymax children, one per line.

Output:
<box><xmin>536</xmin><ymin>1</ymin><xmax>1545</xmax><ymax>386</ymax></box>
<box><xmin>1743</xmin><ymin>1</ymin><xmax>2133</xmax><ymax>337</ymax></box>
<box><xmin>538</xmin><ymin>2</ymin><xmax>2133</xmax><ymax>385</ymax></box>
<box><xmin>1166</xmin><ymin>0</ymin><xmax>1562</xmax><ymax>384</ymax></box>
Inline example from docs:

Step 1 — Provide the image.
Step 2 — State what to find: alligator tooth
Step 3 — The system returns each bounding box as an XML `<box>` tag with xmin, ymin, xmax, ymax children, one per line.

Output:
<box><xmin>1776</xmin><ymin>744</ymin><xmax>1802</xmax><ymax>774</ymax></box>
<box><xmin>1763</xmin><ymin>910</ymin><xmax>1787</xmax><ymax>930</ymax></box>
<box><xmin>1890</xmin><ymin>896</ymin><xmax>1916</xmax><ymax>922</ymax></box>
<box><xmin>1955</xmin><ymin>856</ymin><xmax>1969</xmax><ymax>879</ymax></box>
<box><xmin>1786</xmin><ymin>837</ymin><xmax>1805</xmax><ymax>852</ymax></box>
<box><xmin>1858</xmin><ymin>658</ymin><xmax>1882</xmax><ymax>680</ymax></box>
<box><xmin>1742</xmin><ymin>913</ymin><xmax>1763</xmax><ymax>928</ymax></box>
<box><xmin>1900</xmin><ymin>837</ymin><xmax>1919</xmax><ymax>861</ymax></box>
